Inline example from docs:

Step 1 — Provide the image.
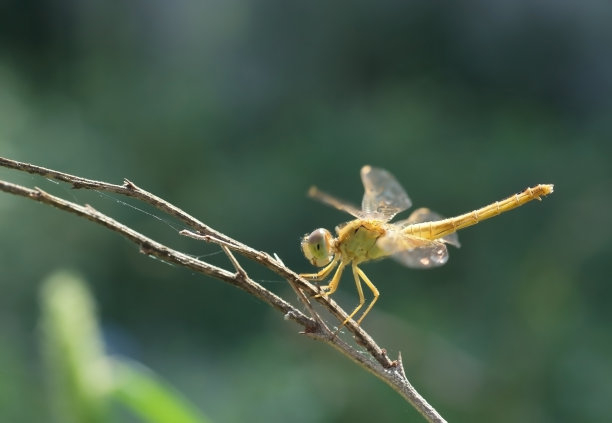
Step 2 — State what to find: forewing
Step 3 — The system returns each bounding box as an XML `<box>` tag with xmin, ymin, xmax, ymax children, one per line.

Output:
<box><xmin>396</xmin><ymin>207</ymin><xmax>461</xmax><ymax>248</ymax></box>
<box><xmin>308</xmin><ymin>186</ymin><xmax>362</xmax><ymax>218</ymax></box>
<box><xmin>360</xmin><ymin>165</ymin><xmax>412</xmax><ymax>221</ymax></box>
<box><xmin>377</xmin><ymin>230</ymin><xmax>449</xmax><ymax>268</ymax></box>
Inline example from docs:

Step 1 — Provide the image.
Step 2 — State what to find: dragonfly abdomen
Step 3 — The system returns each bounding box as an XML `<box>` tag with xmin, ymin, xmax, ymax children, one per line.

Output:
<box><xmin>403</xmin><ymin>184</ymin><xmax>554</xmax><ymax>241</ymax></box>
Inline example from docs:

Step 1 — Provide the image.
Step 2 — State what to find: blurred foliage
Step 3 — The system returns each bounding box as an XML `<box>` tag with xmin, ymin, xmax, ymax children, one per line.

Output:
<box><xmin>39</xmin><ymin>270</ymin><xmax>210</xmax><ymax>423</ymax></box>
<box><xmin>40</xmin><ymin>270</ymin><xmax>111</xmax><ymax>423</ymax></box>
<box><xmin>1</xmin><ymin>1</ymin><xmax>611</xmax><ymax>422</ymax></box>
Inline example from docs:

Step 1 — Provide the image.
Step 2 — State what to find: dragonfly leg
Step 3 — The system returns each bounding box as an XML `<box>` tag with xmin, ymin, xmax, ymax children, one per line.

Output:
<box><xmin>340</xmin><ymin>263</ymin><xmax>367</xmax><ymax>327</ymax></box>
<box><xmin>314</xmin><ymin>261</ymin><xmax>346</xmax><ymax>298</ymax></box>
<box><xmin>354</xmin><ymin>266</ymin><xmax>379</xmax><ymax>325</ymax></box>
<box><xmin>299</xmin><ymin>256</ymin><xmax>339</xmax><ymax>282</ymax></box>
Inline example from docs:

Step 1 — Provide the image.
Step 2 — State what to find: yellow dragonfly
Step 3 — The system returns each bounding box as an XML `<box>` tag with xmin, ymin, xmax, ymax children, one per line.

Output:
<box><xmin>300</xmin><ymin>165</ymin><xmax>553</xmax><ymax>327</ymax></box>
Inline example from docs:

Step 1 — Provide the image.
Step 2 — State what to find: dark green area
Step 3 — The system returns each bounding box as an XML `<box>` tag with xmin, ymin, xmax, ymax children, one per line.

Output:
<box><xmin>1</xmin><ymin>2</ymin><xmax>611</xmax><ymax>422</ymax></box>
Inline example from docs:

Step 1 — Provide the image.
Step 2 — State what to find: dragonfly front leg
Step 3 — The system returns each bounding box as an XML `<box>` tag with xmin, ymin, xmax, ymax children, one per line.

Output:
<box><xmin>300</xmin><ymin>256</ymin><xmax>339</xmax><ymax>282</ymax></box>
<box><xmin>300</xmin><ymin>256</ymin><xmax>346</xmax><ymax>298</ymax></box>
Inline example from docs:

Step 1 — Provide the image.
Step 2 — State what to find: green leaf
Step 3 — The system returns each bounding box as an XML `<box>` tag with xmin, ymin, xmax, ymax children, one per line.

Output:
<box><xmin>111</xmin><ymin>358</ymin><xmax>211</xmax><ymax>423</ymax></box>
<box><xmin>39</xmin><ymin>270</ymin><xmax>112</xmax><ymax>423</ymax></box>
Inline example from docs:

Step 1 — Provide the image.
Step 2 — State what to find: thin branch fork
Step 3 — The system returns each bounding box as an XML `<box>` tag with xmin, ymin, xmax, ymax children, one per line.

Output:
<box><xmin>0</xmin><ymin>157</ymin><xmax>447</xmax><ymax>423</ymax></box>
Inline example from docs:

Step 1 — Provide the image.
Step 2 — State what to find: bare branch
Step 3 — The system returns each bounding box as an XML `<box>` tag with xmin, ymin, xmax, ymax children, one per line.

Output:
<box><xmin>0</xmin><ymin>156</ymin><xmax>447</xmax><ymax>423</ymax></box>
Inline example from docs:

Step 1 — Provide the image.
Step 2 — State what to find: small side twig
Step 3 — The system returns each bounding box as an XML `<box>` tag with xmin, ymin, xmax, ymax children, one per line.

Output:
<box><xmin>220</xmin><ymin>245</ymin><xmax>248</xmax><ymax>281</ymax></box>
<box><xmin>0</xmin><ymin>156</ymin><xmax>447</xmax><ymax>423</ymax></box>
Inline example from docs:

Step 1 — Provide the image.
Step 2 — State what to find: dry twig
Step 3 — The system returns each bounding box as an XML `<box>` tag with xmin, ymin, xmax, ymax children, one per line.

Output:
<box><xmin>0</xmin><ymin>156</ymin><xmax>447</xmax><ymax>423</ymax></box>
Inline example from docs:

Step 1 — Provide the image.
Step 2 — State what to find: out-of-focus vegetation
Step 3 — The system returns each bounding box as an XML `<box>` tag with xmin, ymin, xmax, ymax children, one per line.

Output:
<box><xmin>1</xmin><ymin>2</ymin><xmax>611</xmax><ymax>422</ymax></box>
<box><xmin>40</xmin><ymin>270</ymin><xmax>210</xmax><ymax>423</ymax></box>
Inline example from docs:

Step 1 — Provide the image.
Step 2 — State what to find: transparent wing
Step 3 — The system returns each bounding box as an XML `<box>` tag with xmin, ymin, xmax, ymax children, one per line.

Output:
<box><xmin>377</xmin><ymin>229</ymin><xmax>449</xmax><ymax>268</ymax></box>
<box><xmin>308</xmin><ymin>186</ymin><xmax>362</xmax><ymax>218</ymax></box>
<box><xmin>360</xmin><ymin>165</ymin><xmax>412</xmax><ymax>221</ymax></box>
<box><xmin>395</xmin><ymin>207</ymin><xmax>461</xmax><ymax>247</ymax></box>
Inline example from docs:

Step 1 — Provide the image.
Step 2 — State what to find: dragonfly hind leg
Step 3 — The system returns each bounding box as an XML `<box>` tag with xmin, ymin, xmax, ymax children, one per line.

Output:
<box><xmin>340</xmin><ymin>263</ymin><xmax>366</xmax><ymax>326</ymax></box>
<box><xmin>354</xmin><ymin>265</ymin><xmax>379</xmax><ymax>325</ymax></box>
<box><xmin>340</xmin><ymin>264</ymin><xmax>380</xmax><ymax>327</ymax></box>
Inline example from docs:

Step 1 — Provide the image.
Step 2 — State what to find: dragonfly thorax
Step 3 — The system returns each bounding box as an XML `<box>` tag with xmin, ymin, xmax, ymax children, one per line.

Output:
<box><xmin>335</xmin><ymin>219</ymin><xmax>389</xmax><ymax>264</ymax></box>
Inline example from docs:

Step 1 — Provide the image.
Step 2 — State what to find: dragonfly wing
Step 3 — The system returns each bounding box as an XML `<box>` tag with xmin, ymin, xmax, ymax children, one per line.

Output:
<box><xmin>396</xmin><ymin>207</ymin><xmax>461</xmax><ymax>248</ymax></box>
<box><xmin>377</xmin><ymin>230</ymin><xmax>449</xmax><ymax>268</ymax></box>
<box><xmin>360</xmin><ymin>165</ymin><xmax>412</xmax><ymax>221</ymax></box>
<box><xmin>308</xmin><ymin>186</ymin><xmax>362</xmax><ymax>218</ymax></box>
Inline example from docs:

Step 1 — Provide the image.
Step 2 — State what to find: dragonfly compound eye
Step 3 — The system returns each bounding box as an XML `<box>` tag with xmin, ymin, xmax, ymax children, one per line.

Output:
<box><xmin>301</xmin><ymin>228</ymin><xmax>334</xmax><ymax>267</ymax></box>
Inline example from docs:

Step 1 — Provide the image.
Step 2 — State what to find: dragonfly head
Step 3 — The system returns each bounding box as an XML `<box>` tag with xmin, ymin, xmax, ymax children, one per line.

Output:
<box><xmin>301</xmin><ymin>228</ymin><xmax>334</xmax><ymax>267</ymax></box>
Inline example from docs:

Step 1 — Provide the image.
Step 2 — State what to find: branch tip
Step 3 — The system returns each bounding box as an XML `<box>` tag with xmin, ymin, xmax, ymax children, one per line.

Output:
<box><xmin>123</xmin><ymin>179</ymin><xmax>137</xmax><ymax>190</ymax></box>
<box><xmin>396</xmin><ymin>352</ymin><xmax>407</xmax><ymax>378</ymax></box>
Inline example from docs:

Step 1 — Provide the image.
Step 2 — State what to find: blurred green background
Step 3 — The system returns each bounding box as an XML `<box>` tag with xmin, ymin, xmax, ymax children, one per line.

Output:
<box><xmin>1</xmin><ymin>1</ymin><xmax>611</xmax><ymax>422</ymax></box>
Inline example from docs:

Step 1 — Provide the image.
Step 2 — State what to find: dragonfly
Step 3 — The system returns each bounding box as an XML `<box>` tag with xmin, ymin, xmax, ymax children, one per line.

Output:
<box><xmin>300</xmin><ymin>165</ymin><xmax>553</xmax><ymax>327</ymax></box>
